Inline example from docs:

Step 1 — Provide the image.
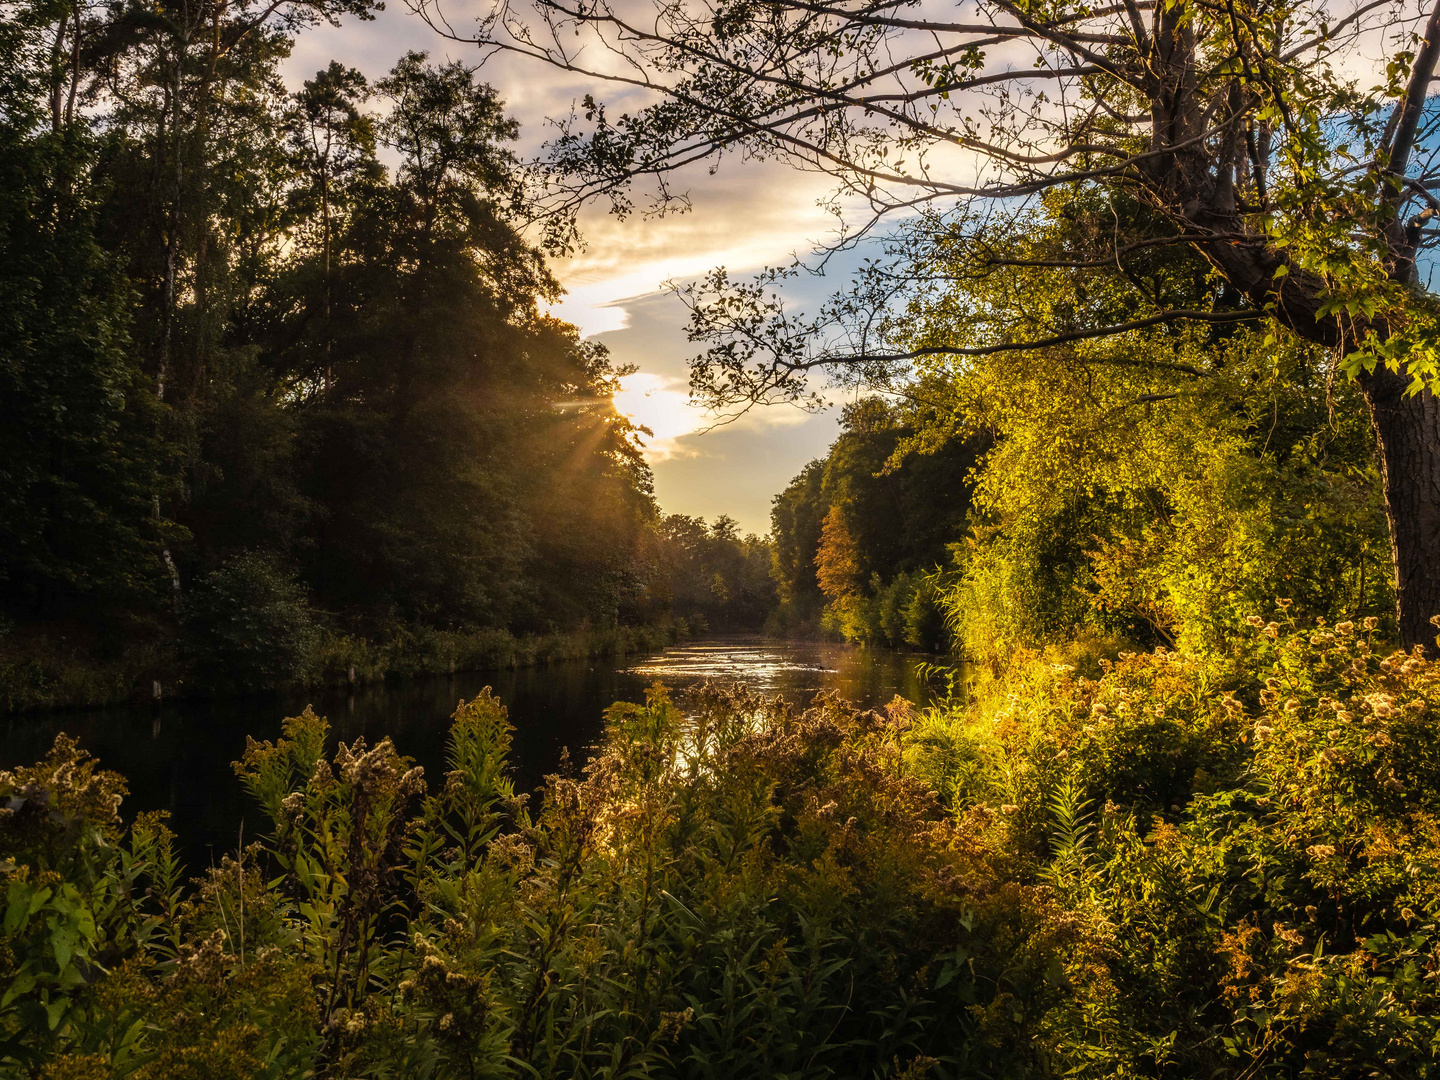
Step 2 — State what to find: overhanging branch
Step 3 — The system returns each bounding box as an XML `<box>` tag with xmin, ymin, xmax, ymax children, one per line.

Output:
<box><xmin>802</xmin><ymin>309</ymin><xmax>1261</xmax><ymax>369</ymax></box>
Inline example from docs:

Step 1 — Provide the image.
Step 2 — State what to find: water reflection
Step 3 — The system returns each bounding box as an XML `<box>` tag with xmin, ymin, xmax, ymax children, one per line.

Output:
<box><xmin>625</xmin><ymin>639</ymin><xmax>936</xmax><ymax>704</ymax></box>
<box><xmin>1</xmin><ymin>637</ymin><xmax>936</xmax><ymax>866</ymax></box>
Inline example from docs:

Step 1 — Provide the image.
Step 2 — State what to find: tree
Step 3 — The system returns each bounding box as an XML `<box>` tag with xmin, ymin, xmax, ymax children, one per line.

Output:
<box><xmin>423</xmin><ymin>0</ymin><xmax>1440</xmax><ymax>646</ymax></box>
<box><xmin>771</xmin><ymin>461</ymin><xmax>827</xmax><ymax>613</ymax></box>
<box><xmin>277</xmin><ymin>54</ymin><xmax>652</xmax><ymax>629</ymax></box>
<box><xmin>815</xmin><ymin>505</ymin><xmax>864</xmax><ymax>600</ymax></box>
<box><xmin>0</xmin><ymin>10</ymin><xmax>174</xmax><ymax>619</ymax></box>
<box><xmin>289</xmin><ymin>61</ymin><xmax>377</xmax><ymax>391</ymax></box>
<box><xmin>768</xmin><ymin>397</ymin><xmax>982</xmax><ymax>643</ymax></box>
<box><xmin>652</xmin><ymin>513</ymin><xmax>776</xmax><ymax>629</ymax></box>
<box><xmin>0</xmin><ymin>3</ymin><xmax>670</xmax><ymax>679</ymax></box>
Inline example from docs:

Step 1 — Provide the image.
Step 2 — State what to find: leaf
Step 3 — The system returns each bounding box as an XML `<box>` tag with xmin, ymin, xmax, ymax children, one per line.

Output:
<box><xmin>52</xmin><ymin>929</ymin><xmax>74</xmax><ymax>972</ymax></box>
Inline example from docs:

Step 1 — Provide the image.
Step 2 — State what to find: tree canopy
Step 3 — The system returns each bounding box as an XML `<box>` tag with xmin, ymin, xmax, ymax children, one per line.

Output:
<box><xmin>422</xmin><ymin>0</ymin><xmax>1440</xmax><ymax>647</ymax></box>
<box><xmin>0</xmin><ymin>0</ymin><xmax>772</xmax><ymax>700</ymax></box>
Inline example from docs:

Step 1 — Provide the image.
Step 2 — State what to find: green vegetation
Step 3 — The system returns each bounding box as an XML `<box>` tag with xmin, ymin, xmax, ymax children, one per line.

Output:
<box><xmin>650</xmin><ymin>515</ymin><xmax>776</xmax><ymax>634</ymax></box>
<box><xmin>769</xmin><ymin>193</ymin><xmax>1393</xmax><ymax>663</ymax></box>
<box><xmin>8</xmin><ymin>0</ymin><xmax>1440</xmax><ymax>1072</ymax></box>
<box><xmin>477</xmin><ymin>0</ymin><xmax>1440</xmax><ymax>648</ymax></box>
<box><xmin>0</xmin><ymin>0</ymin><xmax>771</xmax><ymax>709</ymax></box>
<box><xmin>768</xmin><ymin>399</ymin><xmax>981</xmax><ymax>647</ymax></box>
<box><xmin>7</xmin><ymin>617</ymin><xmax>1440</xmax><ymax>1077</ymax></box>
<box><xmin>0</xmin><ymin>621</ymin><xmax>682</xmax><ymax>713</ymax></box>
<box><xmin>890</xmin><ymin>192</ymin><xmax>1395</xmax><ymax>668</ymax></box>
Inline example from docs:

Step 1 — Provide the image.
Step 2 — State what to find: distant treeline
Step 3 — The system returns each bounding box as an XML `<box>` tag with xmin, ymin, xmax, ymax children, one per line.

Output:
<box><xmin>768</xmin><ymin>398</ymin><xmax>986</xmax><ymax>650</ymax></box>
<box><xmin>0</xmin><ymin>4</ymin><xmax>771</xmax><ymax>707</ymax></box>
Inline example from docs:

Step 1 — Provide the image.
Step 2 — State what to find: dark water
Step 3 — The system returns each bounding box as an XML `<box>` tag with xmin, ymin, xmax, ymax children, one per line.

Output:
<box><xmin>1</xmin><ymin>638</ymin><xmax>936</xmax><ymax>866</ymax></box>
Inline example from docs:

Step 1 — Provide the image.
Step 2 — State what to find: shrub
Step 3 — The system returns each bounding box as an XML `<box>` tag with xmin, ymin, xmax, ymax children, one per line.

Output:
<box><xmin>180</xmin><ymin>552</ymin><xmax>318</xmax><ymax>691</ymax></box>
<box><xmin>904</xmin><ymin>573</ymin><xmax>948</xmax><ymax>651</ymax></box>
<box><xmin>909</xmin><ymin>614</ymin><xmax>1440</xmax><ymax>1076</ymax></box>
<box><xmin>0</xmin><ymin>687</ymin><xmax>1071</xmax><ymax>1078</ymax></box>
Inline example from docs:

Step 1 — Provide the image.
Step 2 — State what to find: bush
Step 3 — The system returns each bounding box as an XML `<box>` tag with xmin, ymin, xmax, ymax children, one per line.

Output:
<box><xmin>909</xmin><ymin>614</ymin><xmax>1440</xmax><ymax>1076</ymax></box>
<box><xmin>814</xmin><ymin>572</ymin><xmax>951</xmax><ymax>651</ymax></box>
<box><xmin>934</xmin><ymin>330</ymin><xmax>1393</xmax><ymax>667</ymax></box>
<box><xmin>0</xmin><ymin>687</ymin><xmax>1071</xmax><ymax>1078</ymax></box>
<box><xmin>180</xmin><ymin>552</ymin><xmax>319</xmax><ymax>691</ymax></box>
<box><xmin>904</xmin><ymin>573</ymin><xmax>948</xmax><ymax>651</ymax></box>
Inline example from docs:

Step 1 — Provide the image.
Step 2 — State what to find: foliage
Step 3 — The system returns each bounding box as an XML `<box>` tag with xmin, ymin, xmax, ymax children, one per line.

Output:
<box><xmin>823</xmin><ymin>570</ymin><xmax>950</xmax><ymax>652</ymax></box>
<box><xmin>0</xmin><ymin>5</ymin><xmax>674</xmax><ymax>705</ymax></box>
<box><xmin>0</xmin><ymin>688</ymin><xmax>1071</xmax><ymax>1078</ymax></box>
<box><xmin>180</xmin><ymin>553</ymin><xmax>319</xmax><ymax>691</ymax></box>
<box><xmin>763</xmin><ymin>190</ymin><xmax>1391</xmax><ymax>667</ymax></box>
<box><xmin>929</xmin><ymin>320</ymin><xmax>1392</xmax><ymax>667</ymax></box>
<box><xmin>646</xmin><ymin>514</ymin><xmax>776</xmax><ymax>631</ymax></box>
<box><xmin>815</xmin><ymin>506</ymin><xmax>864</xmax><ymax>601</ymax></box>
<box><xmin>443</xmin><ymin>0</ymin><xmax>1440</xmax><ymax>646</ymax></box>
<box><xmin>769</xmin><ymin>398</ymin><xmax>983</xmax><ymax>645</ymax></box>
<box><xmin>0</xmin><ymin>33</ymin><xmax>175</xmax><ymax>621</ymax></box>
<box><xmin>907</xmin><ymin>615</ymin><xmax>1440</xmax><ymax>1075</ymax></box>
<box><xmin>13</xmin><ymin>617</ymin><xmax>1440</xmax><ymax>1075</ymax></box>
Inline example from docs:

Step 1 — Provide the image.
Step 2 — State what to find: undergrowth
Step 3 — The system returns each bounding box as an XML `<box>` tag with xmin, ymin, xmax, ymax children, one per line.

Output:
<box><xmin>4</xmin><ymin>614</ymin><xmax>1440</xmax><ymax>1077</ymax></box>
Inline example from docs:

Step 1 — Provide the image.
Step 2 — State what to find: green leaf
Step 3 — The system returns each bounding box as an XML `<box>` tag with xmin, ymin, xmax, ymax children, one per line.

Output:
<box><xmin>45</xmin><ymin>995</ymin><xmax>67</xmax><ymax>1031</ymax></box>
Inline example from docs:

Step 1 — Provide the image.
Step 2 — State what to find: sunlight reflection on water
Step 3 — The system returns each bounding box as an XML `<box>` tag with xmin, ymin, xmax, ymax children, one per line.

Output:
<box><xmin>622</xmin><ymin>638</ymin><xmax>934</xmax><ymax>705</ymax></box>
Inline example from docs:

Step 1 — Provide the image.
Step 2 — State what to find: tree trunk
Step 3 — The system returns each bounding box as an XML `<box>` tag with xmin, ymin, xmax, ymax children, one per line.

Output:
<box><xmin>1358</xmin><ymin>365</ymin><xmax>1440</xmax><ymax>651</ymax></box>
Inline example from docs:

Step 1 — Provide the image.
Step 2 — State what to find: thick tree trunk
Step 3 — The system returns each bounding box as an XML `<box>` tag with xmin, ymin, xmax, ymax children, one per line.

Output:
<box><xmin>1189</xmin><ymin>225</ymin><xmax>1440</xmax><ymax>651</ymax></box>
<box><xmin>1358</xmin><ymin>365</ymin><xmax>1440</xmax><ymax>652</ymax></box>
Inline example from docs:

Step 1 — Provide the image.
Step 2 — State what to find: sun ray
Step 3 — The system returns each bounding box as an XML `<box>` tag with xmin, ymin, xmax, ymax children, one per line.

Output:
<box><xmin>612</xmin><ymin>372</ymin><xmax>705</xmax><ymax>460</ymax></box>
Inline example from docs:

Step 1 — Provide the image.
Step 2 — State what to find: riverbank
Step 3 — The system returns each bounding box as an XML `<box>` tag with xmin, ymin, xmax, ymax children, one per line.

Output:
<box><xmin>0</xmin><ymin>638</ymin><xmax>932</xmax><ymax>865</ymax></box>
<box><xmin>0</xmin><ymin>621</ymin><xmax>692</xmax><ymax>713</ymax></box>
<box><xmin>11</xmin><ymin>621</ymin><xmax>1437</xmax><ymax>1077</ymax></box>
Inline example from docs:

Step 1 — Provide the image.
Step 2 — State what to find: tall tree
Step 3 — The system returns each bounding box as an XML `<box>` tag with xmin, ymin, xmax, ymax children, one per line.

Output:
<box><xmin>0</xmin><ymin>3</ymin><xmax>174</xmax><ymax>620</ymax></box>
<box><xmin>770</xmin><ymin>461</ymin><xmax>827</xmax><ymax>613</ymax></box>
<box><xmin>282</xmin><ymin>53</ymin><xmax>651</xmax><ymax>628</ymax></box>
<box><xmin>427</xmin><ymin>0</ymin><xmax>1440</xmax><ymax>647</ymax></box>
<box><xmin>289</xmin><ymin>61</ymin><xmax>375</xmax><ymax>392</ymax></box>
<box><xmin>0</xmin><ymin>6</ymin><xmax>666</xmax><ymax>681</ymax></box>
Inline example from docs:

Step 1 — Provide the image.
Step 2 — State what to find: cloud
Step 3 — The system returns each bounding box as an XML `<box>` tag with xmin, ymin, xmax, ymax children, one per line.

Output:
<box><xmin>596</xmin><ymin>287</ymin><xmax>843</xmax><ymax>532</ymax></box>
<box><xmin>546</xmin><ymin>164</ymin><xmax>838</xmax><ymax>335</ymax></box>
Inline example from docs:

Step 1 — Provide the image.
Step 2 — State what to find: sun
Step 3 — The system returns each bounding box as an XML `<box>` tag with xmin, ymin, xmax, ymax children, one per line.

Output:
<box><xmin>613</xmin><ymin>372</ymin><xmax>704</xmax><ymax>458</ymax></box>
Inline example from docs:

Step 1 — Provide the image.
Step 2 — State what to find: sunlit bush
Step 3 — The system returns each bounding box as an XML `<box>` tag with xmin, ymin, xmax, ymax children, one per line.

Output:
<box><xmin>910</xmin><ymin>614</ymin><xmax>1440</xmax><ymax>1075</ymax></box>
<box><xmin>820</xmin><ymin>570</ymin><xmax>951</xmax><ymax>651</ymax></box>
<box><xmin>1</xmin><ymin>687</ymin><xmax>1069</xmax><ymax>1078</ymax></box>
<box><xmin>935</xmin><ymin>330</ymin><xmax>1392</xmax><ymax>668</ymax></box>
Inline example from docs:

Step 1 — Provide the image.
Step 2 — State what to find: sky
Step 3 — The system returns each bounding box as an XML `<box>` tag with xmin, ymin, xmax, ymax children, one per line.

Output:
<box><xmin>286</xmin><ymin>4</ymin><xmax>850</xmax><ymax>536</ymax></box>
<box><xmin>287</xmin><ymin>0</ymin><xmax>1404</xmax><ymax>535</ymax></box>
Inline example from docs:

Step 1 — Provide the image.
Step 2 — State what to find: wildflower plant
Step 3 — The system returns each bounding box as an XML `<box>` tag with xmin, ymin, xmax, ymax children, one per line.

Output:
<box><xmin>0</xmin><ymin>686</ymin><xmax>1073</xmax><ymax>1078</ymax></box>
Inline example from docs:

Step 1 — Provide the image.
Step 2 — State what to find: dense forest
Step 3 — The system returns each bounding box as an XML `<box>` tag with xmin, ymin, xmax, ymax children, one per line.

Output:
<box><xmin>768</xmin><ymin>398</ymin><xmax>984</xmax><ymax>648</ymax></box>
<box><xmin>770</xmin><ymin>258</ymin><xmax>1390</xmax><ymax>661</ymax></box>
<box><xmin>769</xmin><ymin>222</ymin><xmax>1394</xmax><ymax>661</ymax></box>
<box><xmin>0</xmin><ymin>1</ymin><xmax>772</xmax><ymax>708</ymax></box>
<box><xmin>11</xmin><ymin>0</ymin><xmax>1440</xmax><ymax>1074</ymax></box>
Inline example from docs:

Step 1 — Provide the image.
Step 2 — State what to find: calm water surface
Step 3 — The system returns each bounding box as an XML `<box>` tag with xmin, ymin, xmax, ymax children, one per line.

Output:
<box><xmin>1</xmin><ymin>638</ymin><xmax>936</xmax><ymax>865</ymax></box>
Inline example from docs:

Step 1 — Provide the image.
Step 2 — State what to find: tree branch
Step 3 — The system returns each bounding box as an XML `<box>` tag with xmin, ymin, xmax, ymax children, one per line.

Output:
<box><xmin>802</xmin><ymin>309</ymin><xmax>1260</xmax><ymax>369</ymax></box>
<box><xmin>1385</xmin><ymin>0</ymin><xmax>1440</xmax><ymax>178</ymax></box>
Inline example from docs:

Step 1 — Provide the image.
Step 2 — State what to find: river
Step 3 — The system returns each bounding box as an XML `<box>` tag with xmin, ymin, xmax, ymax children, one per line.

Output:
<box><xmin>1</xmin><ymin>638</ymin><xmax>940</xmax><ymax>866</ymax></box>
